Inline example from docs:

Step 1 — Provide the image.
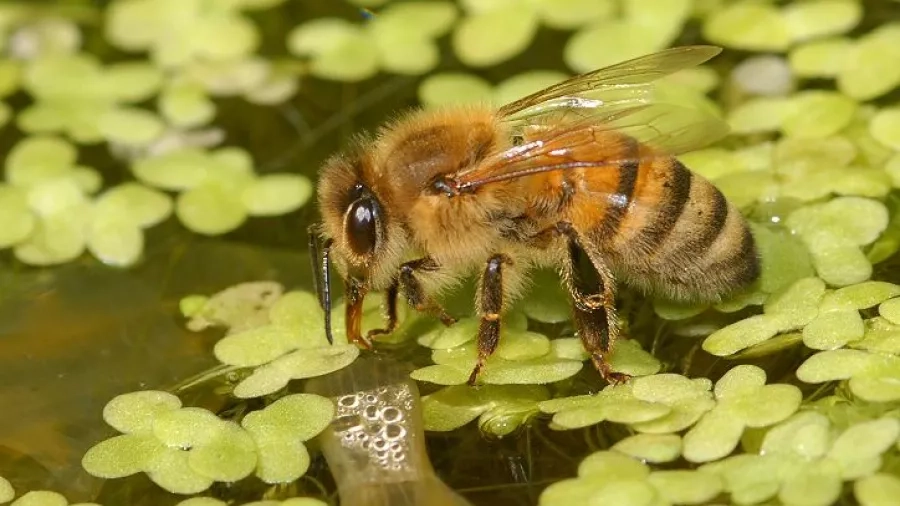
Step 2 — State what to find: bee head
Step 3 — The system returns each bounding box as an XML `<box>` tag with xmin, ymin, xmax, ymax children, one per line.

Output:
<box><xmin>313</xmin><ymin>143</ymin><xmax>407</xmax><ymax>345</ymax></box>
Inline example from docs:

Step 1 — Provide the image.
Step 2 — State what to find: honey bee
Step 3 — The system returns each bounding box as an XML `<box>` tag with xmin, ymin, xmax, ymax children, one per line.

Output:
<box><xmin>309</xmin><ymin>46</ymin><xmax>760</xmax><ymax>385</ymax></box>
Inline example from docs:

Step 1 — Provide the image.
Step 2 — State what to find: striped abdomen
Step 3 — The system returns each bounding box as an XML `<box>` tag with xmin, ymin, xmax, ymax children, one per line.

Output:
<box><xmin>568</xmin><ymin>135</ymin><xmax>759</xmax><ymax>302</ymax></box>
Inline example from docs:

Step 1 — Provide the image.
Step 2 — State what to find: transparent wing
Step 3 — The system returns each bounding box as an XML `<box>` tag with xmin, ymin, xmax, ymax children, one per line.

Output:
<box><xmin>498</xmin><ymin>45</ymin><xmax>722</xmax><ymax>120</ymax></box>
<box><xmin>451</xmin><ymin>103</ymin><xmax>728</xmax><ymax>192</ymax></box>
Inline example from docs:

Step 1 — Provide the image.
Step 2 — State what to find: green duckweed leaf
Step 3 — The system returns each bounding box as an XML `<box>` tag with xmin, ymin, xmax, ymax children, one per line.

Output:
<box><xmin>104</xmin><ymin>62</ymin><xmax>164</xmax><ymax>103</ymax></box>
<box><xmin>0</xmin><ymin>60</ymin><xmax>21</xmax><ymax>99</ymax></box>
<box><xmin>648</xmin><ymin>470</ymin><xmax>723</xmax><ymax>505</ymax></box>
<box><xmin>152</xmin><ymin>407</ymin><xmax>223</xmax><ymax>448</ymax></box>
<box><xmin>629</xmin><ymin>375</ymin><xmax>715</xmax><ymax>434</ymax></box>
<box><xmin>241</xmin><ymin>394</ymin><xmax>335</xmax><ymax>442</ymax></box>
<box><xmin>783</xmin><ymin>0</ymin><xmax>861</xmax><ymax>42</ymax></box>
<box><xmin>855</xmin><ymin>473</ymin><xmax>900</xmax><ymax>506</ymax></box>
<box><xmin>802</xmin><ymin>310</ymin><xmax>864</xmax><ymax>350</ymax></box>
<box><xmin>132</xmin><ymin>148</ymin><xmax>212</xmax><ymax>191</ymax></box>
<box><xmin>372</xmin><ymin>32</ymin><xmax>438</xmax><ymax>76</ymax></box>
<box><xmin>422</xmin><ymin>385</ymin><xmax>547</xmax><ymax>434</ymax></box>
<box><xmin>565</xmin><ymin>20</ymin><xmax>666</xmax><ymax>74</ymax></box>
<box><xmin>682</xmin><ymin>407</ymin><xmax>746</xmax><ymax>463</ymax></box>
<box><xmin>81</xmin><ymin>434</ymin><xmax>164</xmax><ymax>479</ymax></box>
<box><xmin>187</xmin><ymin>422</ymin><xmax>257</xmax><ymax>482</ymax></box>
<box><xmin>0</xmin><ymin>477</ymin><xmax>11</xmax><ymax>504</ymax></box>
<box><xmin>309</xmin><ymin>31</ymin><xmax>379</xmax><ymax>82</ymax></box>
<box><xmin>728</xmin><ymin>97</ymin><xmax>794</xmax><ymax>134</ymax></box>
<box><xmin>102</xmin><ymin>390</ymin><xmax>181</xmax><ymax>435</ymax></box>
<box><xmin>145</xmin><ymin>447</ymin><xmax>214</xmax><ymax>494</ymax></box>
<box><xmin>607</xmin><ymin>340</ymin><xmax>661</xmax><ymax>377</ymax></box>
<box><xmin>250</xmin><ymin>436</ymin><xmax>310</xmax><ymax>484</ymax></box>
<box><xmin>176</xmin><ymin>183</ymin><xmax>248</xmax><ymax>235</ymax></box>
<box><xmin>540</xmin><ymin>384</ymin><xmax>670</xmax><ymax>430</ymax></box>
<box><xmin>215</xmin><ymin>326</ymin><xmax>304</xmax><ymax>367</ymax></box>
<box><xmin>539</xmin><ymin>478</ymin><xmax>600</xmax><ymax>506</ymax></box>
<box><xmin>703</xmin><ymin>2</ymin><xmax>790</xmax><ymax>52</ymax></box>
<box><xmin>5</xmin><ymin>135</ymin><xmax>77</xmax><ymax>188</ymax></box>
<box><xmin>877</xmin><ymin>297</ymin><xmax>900</xmax><ymax>325</ymax></box>
<box><xmin>453</xmin><ymin>5</ymin><xmax>538</xmax><ymax>67</ymax></box>
<box><xmin>418</xmin><ymin>72</ymin><xmax>493</xmax><ymax>108</ymax></box>
<box><xmin>789</xmin><ymin>37</ymin><xmax>852</xmax><ymax>78</ymax></box>
<box><xmin>192</xmin><ymin>14</ymin><xmax>259</xmax><ymax>62</ymax></box>
<box><xmin>781</xmin><ymin>91</ymin><xmax>857</xmax><ymax>139</ymax></box>
<box><xmin>233</xmin><ymin>345</ymin><xmax>360</xmax><ymax>398</ymax></box>
<box><xmin>175</xmin><ymin>499</ymin><xmax>226</xmax><ymax>506</ymax></box>
<box><xmin>159</xmin><ymin>83</ymin><xmax>216</xmax><ymax>128</ymax></box>
<box><xmin>612</xmin><ymin>434</ymin><xmax>681</xmax><ymax>463</ymax></box>
<box><xmin>796</xmin><ymin>349</ymin><xmax>889</xmax><ymax>383</ymax></box>
<box><xmin>94</xmin><ymin>183</ymin><xmax>173</xmax><ymax>229</ymax></box>
<box><xmin>286</xmin><ymin>18</ymin><xmax>359</xmax><ymax>57</ymax></box>
<box><xmin>13</xmin><ymin>210</ymin><xmax>88</xmax><ymax>266</ymax></box>
<box><xmin>869</xmin><ymin>107</ymin><xmax>900</xmax><ymax>150</ymax></box>
<box><xmin>827</xmin><ymin>417</ymin><xmax>900</xmax><ymax>479</ymax></box>
<box><xmin>760</xmin><ymin>411</ymin><xmax>831</xmax><ymax>459</ymax></box>
<box><xmin>838</xmin><ymin>24</ymin><xmax>900</xmax><ymax>101</ymax></box>
<box><xmin>370</xmin><ymin>1</ymin><xmax>457</xmax><ymax>40</ymax></box>
<box><xmin>764</xmin><ymin>277</ymin><xmax>825</xmax><ymax>326</ymax></box>
<box><xmin>87</xmin><ymin>213</ymin><xmax>144</xmax><ymax>267</ymax></box>
<box><xmin>9</xmin><ymin>492</ymin><xmax>66</xmax><ymax>506</ymax></box>
<box><xmin>702</xmin><ymin>313</ymin><xmax>794</xmax><ymax>356</ymax></box>
<box><xmin>534</xmin><ymin>0</ymin><xmax>614</xmax><ymax>29</ymax></box>
<box><xmin>779</xmin><ymin>459</ymin><xmax>842</xmax><ymax>506</ymax></box>
<box><xmin>578</xmin><ymin>450</ymin><xmax>649</xmax><ymax>480</ymax></box>
<box><xmin>820</xmin><ymin>281</ymin><xmax>900</xmax><ymax>311</ymax></box>
<box><xmin>242</xmin><ymin>174</ymin><xmax>312</xmax><ymax>216</ymax></box>
<box><xmin>0</xmin><ymin>185</ymin><xmax>35</xmax><ymax>248</ymax></box>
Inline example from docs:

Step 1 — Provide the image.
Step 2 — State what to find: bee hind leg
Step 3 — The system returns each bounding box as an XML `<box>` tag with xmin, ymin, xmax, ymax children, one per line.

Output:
<box><xmin>558</xmin><ymin>223</ymin><xmax>630</xmax><ymax>385</ymax></box>
<box><xmin>467</xmin><ymin>254</ymin><xmax>511</xmax><ymax>386</ymax></box>
<box><xmin>398</xmin><ymin>257</ymin><xmax>458</xmax><ymax>327</ymax></box>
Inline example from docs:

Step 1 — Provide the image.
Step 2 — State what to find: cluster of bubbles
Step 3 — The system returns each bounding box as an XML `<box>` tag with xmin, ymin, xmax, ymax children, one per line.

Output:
<box><xmin>332</xmin><ymin>384</ymin><xmax>416</xmax><ymax>477</ymax></box>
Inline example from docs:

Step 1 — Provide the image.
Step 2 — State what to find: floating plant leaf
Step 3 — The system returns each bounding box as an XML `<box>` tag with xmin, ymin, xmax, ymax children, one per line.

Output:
<box><xmin>869</xmin><ymin>107</ymin><xmax>900</xmax><ymax>151</ymax></box>
<box><xmin>102</xmin><ymin>390</ymin><xmax>182</xmax><ymax>435</ymax></box>
<box><xmin>703</xmin><ymin>2</ymin><xmax>790</xmax><ymax>52</ymax></box>
<box><xmin>93</xmin><ymin>183</ymin><xmax>173</xmax><ymax>229</ymax></box>
<box><xmin>0</xmin><ymin>185</ymin><xmax>35</xmax><ymax>248</ymax></box>
<box><xmin>781</xmin><ymin>91</ymin><xmax>857</xmax><ymax>139</ymax></box>
<box><xmin>0</xmin><ymin>477</ymin><xmax>11</xmax><ymax>504</ymax></box>
<box><xmin>802</xmin><ymin>310</ymin><xmax>864</xmax><ymax>350</ymax></box>
<box><xmin>132</xmin><ymin>148</ymin><xmax>211</xmax><ymax>191</ymax></box>
<box><xmin>287</xmin><ymin>18</ymin><xmax>359</xmax><ymax>57</ymax></box>
<box><xmin>5</xmin><ymin>135</ymin><xmax>77</xmax><ymax>188</ymax></box>
<box><xmin>683</xmin><ymin>365</ymin><xmax>801</xmax><ymax>463</ymax></box>
<box><xmin>232</xmin><ymin>345</ymin><xmax>360</xmax><ymax>398</ymax></box>
<box><xmin>176</xmin><ymin>183</ymin><xmax>248</xmax><ymax>235</ymax></box>
<box><xmin>612</xmin><ymin>434</ymin><xmax>682</xmax><ymax>463</ymax></box>
<box><xmin>241</xmin><ymin>174</ymin><xmax>312</xmax><ymax>216</ymax></box>
<box><xmin>855</xmin><ymin>473</ymin><xmax>900</xmax><ymax>506</ymax></box>
<box><xmin>175</xmin><ymin>499</ymin><xmax>226</xmax><ymax>506</ymax></box>
<box><xmin>187</xmin><ymin>422</ymin><xmax>257</xmax><ymax>482</ymax></box>
<box><xmin>13</xmin><ymin>211</ymin><xmax>88</xmax><ymax>266</ymax></box>
<box><xmin>82</xmin><ymin>434</ymin><xmax>164</xmax><ymax>479</ymax></box>
<box><xmin>782</xmin><ymin>0</ymin><xmax>861</xmax><ymax>42</ymax></box>
<box><xmin>629</xmin><ymin>374</ymin><xmax>716</xmax><ymax>434</ymax></box>
<box><xmin>9</xmin><ymin>491</ymin><xmax>66</xmax><ymax>506</ymax></box>
<box><xmin>418</xmin><ymin>72</ymin><xmax>493</xmax><ymax>108</ymax></box>
<box><xmin>422</xmin><ymin>384</ymin><xmax>548</xmax><ymax>436</ymax></box>
<box><xmin>565</xmin><ymin>20</ymin><xmax>664</xmax><ymax>74</ymax></box>
<box><xmin>159</xmin><ymin>83</ymin><xmax>216</xmax><ymax>128</ymax></box>
<box><xmin>144</xmin><ymin>447</ymin><xmax>214</xmax><ymax>494</ymax></box>
<box><xmin>533</xmin><ymin>0</ymin><xmax>614</xmax><ymax>29</ymax></box>
<box><xmin>647</xmin><ymin>470</ymin><xmax>723</xmax><ymax>505</ymax></box>
<box><xmin>309</xmin><ymin>31</ymin><xmax>379</xmax><ymax>82</ymax></box>
<box><xmin>838</xmin><ymin>24</ymin><xmax>900</xmax><ymax>101</ymax></box>
<box><xmin>540</xmin><ymin>384</ymin><xmax>670</xmax><ymax>430</ymax></box>
<box><xmin>826</xmin><ymin>417</ymin><xmax>900</xmax><ymax>479</ymax></box>
<box><xmin>87</xmin><ymin>213</ymin><xmax>144</xmax><ymax>267</ymax></box>
<box><xmin>453</xmin><ymin>5</ymin><xmax>538</xmax><ymax>67</ymax></box>
<box><xmin>702</xmin><ymin>313</ymin><xmax>794</xmax><ymax>356</ymax></box>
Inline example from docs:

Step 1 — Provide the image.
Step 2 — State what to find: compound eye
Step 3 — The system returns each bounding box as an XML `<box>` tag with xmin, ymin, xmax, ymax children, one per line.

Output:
<box><xmin>345</xmin><ymin>198</ymin><xmax>380</xmax><ymax>257</ymax></box>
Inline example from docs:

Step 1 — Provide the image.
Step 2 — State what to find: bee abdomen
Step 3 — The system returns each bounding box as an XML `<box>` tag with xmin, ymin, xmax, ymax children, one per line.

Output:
<box><xmin>597</xmin><ymin>157</ymin><xmax>759</xmax><ymax>302</ymax></box>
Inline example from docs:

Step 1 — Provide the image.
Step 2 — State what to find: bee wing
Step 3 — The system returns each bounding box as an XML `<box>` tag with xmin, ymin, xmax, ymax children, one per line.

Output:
<box><xmin>497</xmin><ymin>45</ymin><xmax>722</xmax><ymax>122</ymax></box>
<box><xmin>452</xmin><ymin>103</ymin><xmax>728</xmax><ymax>191</ymax></box>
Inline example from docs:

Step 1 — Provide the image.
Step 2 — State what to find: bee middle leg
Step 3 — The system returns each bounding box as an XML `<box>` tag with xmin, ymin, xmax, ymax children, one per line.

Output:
<box><xmin>398</xmin><ymin>257</ymin><xmax>458</xmax><ymax>327</ymax></box>
<box><xmin>468</xmin><ymin>253</ymin><xmax>511</xmax><ymax>386</ymax></box>
<box><xmin>557</xmin><ymin>222</ymin><xmax>630</xmax><ymax>385</ymax></box>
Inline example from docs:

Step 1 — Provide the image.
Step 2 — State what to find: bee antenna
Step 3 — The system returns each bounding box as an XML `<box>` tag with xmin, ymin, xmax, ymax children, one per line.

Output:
<box><xmin>308</xmin><ymin>225</ymin><xmax>335</xmax><ymax>345</ymax></box>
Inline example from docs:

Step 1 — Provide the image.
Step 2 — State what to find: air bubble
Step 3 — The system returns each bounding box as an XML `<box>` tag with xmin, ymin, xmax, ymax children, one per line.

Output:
<box><xmin>375</xmin><ymin>450</ymin><xmax>387</xmax><ymax>459</ymax></box>
<box><xmin>385</xmin><ymin>424</ymin><xmax>405</xmax><ymax>440</ymax></box>
<box><xmin>339</xmin><ymin>395</ymin><xmax>359</xmax><ymax>408</ymax></box>
<box><xmin>333</xmin><ymin>414</ymin><xmax>362</xmax><ymax>431</ymax></box>
<box><xmin>363</xmin><ymin>404</ymin><xmax>379</xmax><ymax>419</ymax></box>
<box><xmin>391</xmin><ymin>442</ymin><xmax>401</xmax><ymax>451</ymax></box>
<box><xmin>373</xmin><ymin>438</ymin><xmax>387</xmax><ymax>451</ymax></box>
<box><xmin>382</xmin><ymin>406</ymin><xmax>402</xmax><ymax>422</ymax></box>
<box><xmin>393</xmin><ymin>451</ymin><xmax>404</xmax><ymax>461</ymax></box>
<box><xmin>365</xmin><ymin>394</ymin><xmax>378</xmax><ymax>403</ymax></box>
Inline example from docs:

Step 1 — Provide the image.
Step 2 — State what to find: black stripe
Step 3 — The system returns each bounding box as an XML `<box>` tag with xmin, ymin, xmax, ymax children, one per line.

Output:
<box><xmin>681</xmin><ymin>184</ymin><xmax>730</xmax><ymax>258</ymax></box>
<box><xmin>641</xmin><ymin>160</ymin><xmax>693</xmax><ymax>251</ymax></box>
<box><xmin>601</xmin><ymin>138</ymin><xmax>640</xmax><ymax>235</ymax></box>
<box><xmin>714</xmin><ymin>224</ymin><xmax>760</xmax><ymax>288</ymax></box>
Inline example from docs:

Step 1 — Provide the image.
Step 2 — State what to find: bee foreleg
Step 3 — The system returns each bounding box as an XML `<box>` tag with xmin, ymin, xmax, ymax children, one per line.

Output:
<box><xmin>468</xmin><ymin>254</ymin><xmax>511</xmax><ymax>386</ymax></box>
<box><xmin>398</xmin><ymin>258</ymin><xmax>457</xmax><ymax>327</ymax></box>
<box><xmin>558</xmin><ymin>223</ymin><xmax>630</xmax><ymax>385</ymax></box>
<box><xmin>366</xmin><ymin>281</ymin><xmax>399</xmax><ymax>340</ymax></box>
